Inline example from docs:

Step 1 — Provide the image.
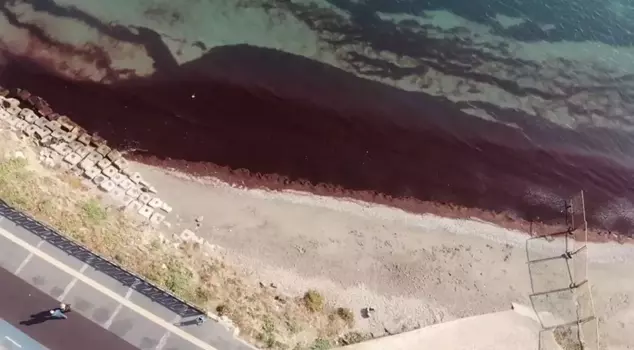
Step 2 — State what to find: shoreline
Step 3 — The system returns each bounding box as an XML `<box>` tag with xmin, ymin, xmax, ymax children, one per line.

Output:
<box><xmin>131</xmin><ymin>153</ymin><xmax>630</xmax><ymax>246</ymax></box>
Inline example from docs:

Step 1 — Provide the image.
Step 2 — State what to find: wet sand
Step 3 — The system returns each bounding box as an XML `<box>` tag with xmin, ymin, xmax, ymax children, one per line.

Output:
<box><xmin>1</xmin><ymin>48</ymin><xmax>633</xmax><ymax>240</ymax></box>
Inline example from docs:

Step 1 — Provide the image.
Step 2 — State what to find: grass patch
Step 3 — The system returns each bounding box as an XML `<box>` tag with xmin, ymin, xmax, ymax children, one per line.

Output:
<box><xmin>310</xmin><ymin>338</ymin><xmax>331</xmax><ymax>350</ymax></box>
<box><xmin>80</xmin><ymin>199</ymin><xmax>108</xmax><ymax>224</ymax></box>
<box><xmin>0</xmin><ymin>131</ymin><xmax>360</xmax><ymax>350</ymax></box>
<box><xmin>303</xmin><ymin>290</ymin><xmax>324</xmax><ymax>312</ymax></box>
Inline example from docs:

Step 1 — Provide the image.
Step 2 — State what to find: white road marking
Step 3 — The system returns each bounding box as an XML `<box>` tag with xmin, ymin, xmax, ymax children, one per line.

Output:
<box><xmin>58</xmin><ymin>263</ymin><xmax>89</xmax><ymax>301</ymax></box>
<box><xmin>155</xmin><ymin>316</ymin><xmax>180</xmax><ymax>350</ymax></box>
<box><xmin>4</xmin><ymin>336</ymin><xmax>22</xmax><ymax>348</ymax></box>
<box><xmin>14</xmin><ymin>241</ymin><xmax>44</xmax><ymax>274</ymax></box>
<box><xmin>104</xmin><ymin>282</ymin><xmax>137</xmax><ymax>329</ymax></box>
<box><xmin>0</xmin><ymin>226</ymin><xmax>220</xmax><ymax>350</ymax></box>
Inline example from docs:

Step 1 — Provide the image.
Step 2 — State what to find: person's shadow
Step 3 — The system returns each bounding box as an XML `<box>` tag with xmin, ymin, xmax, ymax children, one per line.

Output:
<box><xmin>19</xmin><ymin>310</ymin><xmax>59</xmax><ymax>326</ymax></box>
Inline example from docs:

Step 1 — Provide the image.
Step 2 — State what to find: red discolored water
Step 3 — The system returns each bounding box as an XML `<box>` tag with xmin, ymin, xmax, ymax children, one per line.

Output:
<box><xmin>0</xmin><ymin>45</ymin><xmax>633</xmax><ymax>238</ymax></box>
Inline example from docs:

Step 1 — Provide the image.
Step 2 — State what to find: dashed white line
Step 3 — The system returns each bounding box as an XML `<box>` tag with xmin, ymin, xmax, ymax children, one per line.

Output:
<box><xmin>14</xmin><ymin>241</ymin><xmax>44</xmax><ymax>274</ymax></box>
<box><xmin>58</xmin><ymin>263</ymin><xmax>89</xmax><ymax>301</ymax></box>
<box><xmin>104</xmin><ymin>282</ymin><xmax>138</xmax><ymax>329</ymax></box>
<box><xmin>155</xmin><ymin>316</ymin><xmax>180</xmax><ymax>350</ymax></box>
<box><xmin>4</xmin><ymin>336</ymin><xmax>22</xmax><ymax>348</ymax></box>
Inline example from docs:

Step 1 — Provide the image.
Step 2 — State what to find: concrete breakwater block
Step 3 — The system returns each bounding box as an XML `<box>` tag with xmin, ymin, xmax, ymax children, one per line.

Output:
<box><xmin>76</xmin><ymin>146</ymin><xmax>91</xmax><ymax>158</ymax></box>
<box><xmin>86</xmin><ymin>151</ymin><xmax>102</xmax><ymax>163</ymax></box>
<box><xmin>110</xmin><ymin>173</ymin><xmax>125</xmax><ymax>185</ymax></box>
<box><xmin>97</xmin><ymin>157</ymin><xmax>111</xmax><ymax>169</ymax></box>
<box><xmin>63</xmin><ymin>152</ymin><xmax>82</xmax><ymax>167</ymax></box>
<box><xmin>79</xmin><ymin>159</ymin><xmax>95</xmax><ymax>171</ymax></box>
<box><xmin>150</xmin><ymin>212</ymin><xmax>165</xmax><ymax>225</ymax></box>
<box><xmin>126</xmin><ymin>188</ymin><xmax>141</xmax><ymax>200</ymax></box>
<box><xmin>102</xmin><ymin>165</ymin><xmax>117</xmax><ymax>178</ymax></box>
<box><xmin>83</xmin><ymin>167</ymin><xmax>100</xmax><ymax>179</ymax></box>
<box><xmin>148</xmin><ymin>197</ymin><xmax>163</xmax><ymax>209</ymax></box>
<box><xmin>138</xmin><ymin>193</ymin><xmax>152</xmax><ymax>205</ymax></box>
<box><xmin>125</xmin><ymin>200</ymin><xmax>143</xmax><ymax>214</ymax></box>
<box><xmin>138</xmin><ymin>205</ymin><xmax>154</xmax><ymax>219</ymax></box>
<box><xmin>99</xmin><ymin>179</ymin><xmax>115</xmax><ymax>192</ymax></box>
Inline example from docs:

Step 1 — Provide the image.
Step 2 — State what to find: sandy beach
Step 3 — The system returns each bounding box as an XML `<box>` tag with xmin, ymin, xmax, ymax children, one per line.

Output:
<box><xmin>132</xmin><ymin>162</ymin><xmax>634</xmax><ymax>349</ymax></box>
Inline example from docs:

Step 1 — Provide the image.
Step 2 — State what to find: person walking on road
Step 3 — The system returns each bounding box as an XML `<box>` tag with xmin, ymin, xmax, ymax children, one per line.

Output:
<box><xmin>20</xmin><ymin>303</ymin><xmax>72</xmax><ymax>325</ymax></box>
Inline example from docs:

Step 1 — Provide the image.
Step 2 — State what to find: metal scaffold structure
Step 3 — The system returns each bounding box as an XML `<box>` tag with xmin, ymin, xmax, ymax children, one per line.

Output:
<box><xmin>526</xmin><ymin>191</ymin><xmax>599</xmax><ymax>350</ymax></box>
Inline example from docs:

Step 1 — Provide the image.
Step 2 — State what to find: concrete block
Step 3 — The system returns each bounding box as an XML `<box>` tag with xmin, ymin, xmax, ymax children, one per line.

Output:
<box><xmin>119</xmin><ymin>178</ymin><xmax>134</xmax><ymax>190</ymax></box>
<box><xmin>76</xmin><ymin>146</ymin><xmax>91</xmax><ymax>158</ymax></box>
<box><xmin>138</xmin><ymin>193</ymin><xmax>152</xmax><ymax>204</ymax></box>
<box><xmin>99</xmin><ymin>179</ymin><xmax>115</xmax><ymax>192</ymax></box>
<box><xmin>5</xmin><ymin>106</ymin><xmax>21</xmax><ymax>116</ymax></box>
<box><xmin>4</xmin><ymin>98</ymin><xmax>20</xmax><ymax>108</ymax></box>
<box><xmin>96</xmin><ymin>144</ymin><xmax>111</xmax><ymax>156</ymax></box>
<box><xmin>113</xmin><ymin>157</ymin><xmax>129</xmax><ymax>170</ymax></box>
<box><xmin>125</xmin><ymin>200</ymin><xmax>143</xmax><ymax>214</ymax></box>
<box><xmin>130</xmin><ymin>172</ymin><xmax>142</xmax><ymax>183</ymax></box>
<box><xmin>5</xmin><ymin>115</ymin><xmax>18</xmax><ymax>126</ymax></box>
<box><xmin>148</xmin><ymin>197</ymin><xmax>163</xmax><ymax>208</ymax></box>
<box><xmin>46</xmin><ymin>112</ymin><xmax>61</xmax><ymax>121</ymax></box>
<box><xmin>63</xmin><ymin>152</ymin><xmax>82</xmax><ymax>166</ymax></box>
<box><xmin>126</xmin><ymin>187</ymin><xmax>141</xmax><ymax>199</ymax></box>
<box><xmin>121</xmin><ymin>167</ymin><xmax>134</xmax><ymax>177</ymax></box>
<box><xmin>58</xmin><ymin>116</ymin><xmax>76</xmax><ymax>132</ymax></box>
<box><xmin>83</xmin><ymin>167</ymin><xmax>100</xmax><ymax>179</ymax></box>
<box><xmin>51</xmin><ymin>130</ymin><xmax>66</xmax><ymax>140</ymax></box>
<box><xmin>106</xmin><ymin>150</ymin><xmax>121</xmax><ymax>161</ymax></box>
<box><xmin>45</xmin><ymin>120</ymin><xmax>61</xmax><ymax>131</ymax></box>
<box><xmin>102</xmin><ymin>165</ymin><xmax>117</xmax><ymax>178</ymax></box>
<box><xmin>92</xmin><ymin>175</ymin><xmax>106</xmax><ymax>185</ymax></box>
<box><xmin>22</xmin><ymin>123</ymin><xmax>36</xmax><ymax>135</ymax></box>
<box><xmin>160</xmin><ymin>203</ymin><xmax>173</xmax><ymax>213</ymax></box>
<box><xmin>34</xmin><ymin>117</ymin><xmax>47</xmax><ymax>128</ymax></box>
<box><xmin>121</xmin><ymin>195</ymin><xmax>134</xmax><ymax>206</ymax></box>
<box><xmin>109</xmin><ymin>186</ymin><xmax>125</xmax><ymax>200</ymax></box>
<box><xmin>78</xmin><ymin>132</ymin><xmax>91</xmax><ymax>145</ymax></box>
<box><xmin>149</xmin><ymin>212</ymin><xmax>166</xmax><ymax>225</ymax></box>
<box><xmin>35</xmin><ymin>127</ymin><xmax>52</xmax><ymax>139</ymax></box>
<box><xmin>39</xmin><ymin>136</ymin><xmax>53</xmax><ymax>146</ymax></box>
<box><xmin>19</xmin><ymin>109</ymin><xmax>38</xmax><ymax>123</ymax></box>
<box><xmin>56</xmin><ymin>144</ymin><xmax>73</xmax><ymax>157</ymax></box>
<box><xmin>68</xmin><ymin>140</ymin><xmax>83</xmax><ymax>151</ymax></box>
<box><xmin>86</xmin><ymin>151</ymin><xmax>103</xmax><ymax>163</ymax></box>
<box><xmin>0</xmin><ymin>108</ymin><xmax>10</xmax><ymax>120</ymax></box>
<box><xmin>110</xmin><ymin>173</ymin><xmax>125</xmax><ymax>185</ymax></box>
<box><xmin>50</xmin><ymin>142</ymin><xmax>67</xmax><ymax>153</ymax></box>
<box><xmin>97</xmin><ymin>158</ymin><xmax>111</xmax><ymax>169</ymax></box>
<box><xmin>91</xmin><ymin>134</ymin><xmax>106</xmax><ymax>147</ymax></box>
<box><xmin>62</xmin><ymin>132</ymin><xmax>78</xmax><ymax>143</ymax></box>
<box><xmin>138</xmin><ymin>205</ymin><xmax>153</xmax><ymax>219</ymax></box>
<box><xmin>79</xmin><ymin>159</ymin><xmax>95</xmax><ymax>170</ymax></box>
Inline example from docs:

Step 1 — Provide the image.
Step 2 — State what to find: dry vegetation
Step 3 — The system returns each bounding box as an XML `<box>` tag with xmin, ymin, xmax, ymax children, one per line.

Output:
<box><xmin>0</xmin><ymin>128</ymin><xmax>360</xmax><ymax>350</ymax></box>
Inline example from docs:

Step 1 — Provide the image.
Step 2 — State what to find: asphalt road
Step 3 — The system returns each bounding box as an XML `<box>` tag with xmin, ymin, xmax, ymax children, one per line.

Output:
<box><xmin>0</xmin><ymin>266</ymin><xmax>137</xmax><ymax>350</ymax></box>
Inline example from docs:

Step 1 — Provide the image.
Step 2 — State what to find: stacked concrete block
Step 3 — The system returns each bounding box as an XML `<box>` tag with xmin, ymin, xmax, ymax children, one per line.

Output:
<box><xmin>1</xmin><ymin>93</ymin><xmax>175</xmax><ymax>224</ymax></box>
<box><xmin>84</xmin><ymin>167</ymin><xmax>100</xmax><ymax>179</ymax></box>
<box><xmin>102</xmin><ymin>165</ymin><xmax>117</xmax><ymax>178</ymax></box>
<box><xmin>64</xmin><ymin>152</ymin><xmax>82</xmax><ymax>167</ymax></box>
<box><xmin>99</xmin><ymin>179</ymin><xmax>115</xmax><ymax>192</ymax></box>
<box><xmin>150</xmin><ymin>212</ymin><xmax>166</xmax><ymax>226</ymax></box>
<box><xmin>138</xmin><ymin>193</ymin><xmax>152</xmax><ymax>205</ymax></box>
<box><xmin>138</xmin><ymin>205</ymin><xmax>154</xmax><ymax>219</ymax></box>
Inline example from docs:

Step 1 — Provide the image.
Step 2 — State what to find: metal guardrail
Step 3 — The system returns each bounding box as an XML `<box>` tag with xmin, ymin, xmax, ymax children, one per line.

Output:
<box><xmin>0</xmin><ymin>199</ymin><xmax>205</xmax><ymax>319</ymax></box>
